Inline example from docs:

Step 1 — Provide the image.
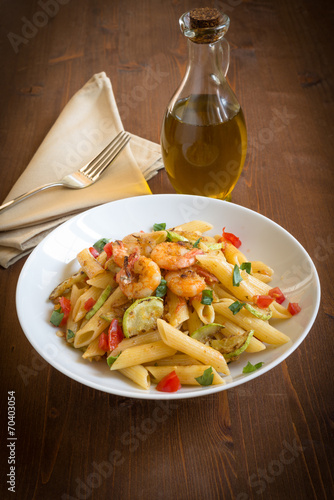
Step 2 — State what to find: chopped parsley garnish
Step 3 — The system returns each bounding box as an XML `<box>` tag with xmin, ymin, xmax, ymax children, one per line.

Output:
<box><xmin>233</xmin><ymin>264</ymin><xmax>243</xmax><ymax>287</ymax></box>
<box><xmin>195</xmin><ymin>367</ymin><xmax>214</xmax><ymax>386</ymax></box>
<box><xmin>242</xmin><ymin>361</ymin><xmax>264</xmax><ymax>373</ymax></box>
<box><xmin>93</xmin><ymin>238</ymin><xmax>109</xmax><ymax>253</ymax></box>
<box><xmin>193</xmin><ymin>237</ymin><xmax>202</xmax><ymax>248</ymax></box>
<box><xmin>153</xmin><ymin>223</ymin><xmax>166</xmax><ymax>231</ymax></box>
<box><xmin>50</xmin><ymin>309</ymin><xmax>64</xmax><ymax>327</ymax></box>
<box><xmin>107</xmin><ymin>353</ymin><xmax>121</xmax><ymax>367</ymax></box>
<box><xmin>155</xmin><ymin>279</ymin><xmax>167</xmax><ymax>297</ymax></box>
<box><xmin>240</xmin><ymin>262</ymin><xmax>251</xmax><ymax>274</ymax></box>
<box><xmin>201</xmin><ymin>289</ymin><xmax>213</xmax><ymax>305</ymax></box>
<box><xmin>66</xmin><ymin>329</ymin><xmax>75</xmax><ymax>341</ymax></box>
<box><xmin>228</xmin><ymin>300</ymin><xmax>246</xmax><ymax>315</ymax></box>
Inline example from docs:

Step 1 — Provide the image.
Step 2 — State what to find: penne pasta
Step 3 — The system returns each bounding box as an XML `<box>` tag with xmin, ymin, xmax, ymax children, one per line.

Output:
<box><xmin>157</xmin><ymin>319</ymin><xmax>230</xmax><ymax>375</ymax></box>
<box><xmin>146</xmin><ymin>365</ymin><xmax>225</xmax><ymax>385</ymax></box>
<box><xmin>149</xmin><ymin>353</ymin><xmax>203</xmax><ymax>366</ymax></box>
<box><xmin>111</xmin><ymin>330</ymin><xmax>161</xmax><ymax>356</ymax></box>
<box><xmin>74</xmin><ymin>287</ymin><xmax>128</xmax><ymax>348</ymax></box>
<box><xmin>165</xmin><ymin>289</ymin><xmax>189</xmax><ymax>328</ymax></box>
<box><xmin>73</xmin><ymin>286</ymin><xmax>101</xmax><ymax>322</ymax></box>
<box><xmin>119</xmin><ymin>365</ymin><xmax>151</xmax><ymax>390</ymax></box>
<box><xmin>86</xmin><ymin>270</ymin><xmax>117</xmax><ymax>289</ymax></box>
<box><xmin>223</xmin><ymin>241</ymin><xmax>247</xmax><ymax>266</ymax></box>
<box><xmin>191</xmin><ymin>296</ymin><xmax>215</xmax><ymax>324</ymax></box>
<box><xmin>82</xmin><ymin>336</ymin><xmax>105</xmax><ymax>359</ymax></box>
<box><xmin>77</xmin><ymin>248</ymin><xmax>104</xmax><ymax>278</ymax></box>
<box><xmin>109</xmin><ymin>341</ymin><xmax>177</xmax><ymax>370</ymax></box>
<box><xmin>187</xmin><ymin>308</ymin><xmax>203</xmax><ymax>335</ymax></box>
<box><xmin>213</xmin><ymin>299</ymin><xmax>290</xmax><ymax>345</ymax></box>
<box><xmin>172</xmin><ymin>220</ymin><xmax>213</xmax><ymax>233</ymax></box>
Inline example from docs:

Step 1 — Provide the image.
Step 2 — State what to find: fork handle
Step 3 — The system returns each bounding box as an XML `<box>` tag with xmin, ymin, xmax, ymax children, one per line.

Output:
<box><xmin>0</xmin><ymin>182</ymin><xmax>62</xmax><ymax>213</ymax></box>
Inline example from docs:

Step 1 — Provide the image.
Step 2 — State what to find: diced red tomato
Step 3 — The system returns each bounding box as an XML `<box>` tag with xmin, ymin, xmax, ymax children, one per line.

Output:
<box><xmin>58</xmin><ymin>296</ymin><xmax>71</xmax><ymax>325</ymax></box>
<box><xmin>288</xmin><ymin>302</ymin><xmax>301</xmax><ymax>315</ymax></box>
<box><xmin>268</xmin><ymin>287</ymin><xmax>285</xmax><ymax>304</ymax></box>
<box><xmin>84</xmin><ymin>297</ymin><xmax>96</xmax><ymax>311</ymax></box>
<box><xmin>89</xmin><ymin>246</ymin><xmax>99</xmax><ymax>258</ymax></box>
<box><xmin>222</xmin><ymin>228</ymin><xmax>241</xmax><ymax>248</ymax></box>
<box><xmin>156</xmin><ymin>370</ymin><xmax>182</xmax><ymax>393</ymax></box>
<box><xmin>104</xmin><ymin>242</ymin><xmax>113</xmax><ymax>259</ymax></box>
<box><xmin>253</xmin><ymin>295</ymin><xmax>274</xmax><ymax>308</ymax></box>
<box><xmin>98</xmin><ymin>332</ymin><xmax>109</xmax><ymax>352</ymax></box>
<box><xmin>108</xmin><ymin>319</ymin><xmax>124</xmax><ymax>352</ymax></box>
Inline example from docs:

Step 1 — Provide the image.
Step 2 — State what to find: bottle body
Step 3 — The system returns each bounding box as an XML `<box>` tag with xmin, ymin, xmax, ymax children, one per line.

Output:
<box><xmin>161</xmin><ymin>93</ymin><xmax>247</xmax><ymax>199</ymax></box>
<box><xmin>161</xmin><ymin>9</ymin><xmax>247</xmax><ymax>201</ymax></box>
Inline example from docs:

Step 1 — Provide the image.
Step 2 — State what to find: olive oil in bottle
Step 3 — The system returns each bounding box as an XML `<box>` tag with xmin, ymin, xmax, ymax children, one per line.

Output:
<box><xmin>160</xmin><ymin>7</ymin><xmax>247</xmax><ymax>200</ymax></box>
<box><xmin>161</xmin><ymin>94</ymin><xmax>247</xmax><ymax>199</ymax></box>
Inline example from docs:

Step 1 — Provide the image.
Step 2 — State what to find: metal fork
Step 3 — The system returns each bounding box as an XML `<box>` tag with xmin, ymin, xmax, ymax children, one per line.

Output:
<box><xmin>0</xmin><ymin>131</ymin><xmax>130</xmax><ymax>213</ymax></box>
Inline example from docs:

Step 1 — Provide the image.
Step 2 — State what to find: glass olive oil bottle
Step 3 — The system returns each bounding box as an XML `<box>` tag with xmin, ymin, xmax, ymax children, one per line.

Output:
<box><xmin>161</xmin><ymin>7</ymin><xmax>247</xmax><ymax>200</ymax></box>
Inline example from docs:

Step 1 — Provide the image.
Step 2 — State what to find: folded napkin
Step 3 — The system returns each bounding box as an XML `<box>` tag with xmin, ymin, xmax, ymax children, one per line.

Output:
<box><xmin>0</xmin><ymin>72</ymin><xmax>163</xmax><ymax>268</ymax></box>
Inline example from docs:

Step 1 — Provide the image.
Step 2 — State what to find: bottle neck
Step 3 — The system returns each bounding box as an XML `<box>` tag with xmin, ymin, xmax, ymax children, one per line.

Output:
<box><xmin>183</xmin><ymin>39</ymin><xmax>228</xmax><ymax>95</ymax></box>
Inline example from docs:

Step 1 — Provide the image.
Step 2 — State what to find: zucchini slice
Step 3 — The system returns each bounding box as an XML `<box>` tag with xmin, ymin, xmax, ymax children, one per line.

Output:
<box><xmin>191</xmin><ymin>323</ymin><xmax>254</xmax><ymax>359</ymax></box>
<box><xmin>223</xmin><ymin>330</ymin><xmax>254</xmax><ymax>359</ymax></box>
<box><xmin>244</xmin><ymin>303</ymin><xmax>272</xmax><ymax>320</ymax></box>
<box><xmin>211</xmin><ymin>329</ymin><xmax>252</xmax><ymax>356</ymax></box>
<box><xmin>122</xmin><ymin>296</ymin><xmax>164</xmax><ymax>338</ymax></box>
<box><xmin>191</xmin><ymin>323</ymin><xmax>225</xmax><ymax>345</ymax></box>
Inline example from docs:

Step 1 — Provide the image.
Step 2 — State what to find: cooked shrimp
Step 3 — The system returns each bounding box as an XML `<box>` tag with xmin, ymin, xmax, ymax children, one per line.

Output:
<box><xmin>165</xmin><ymin>268</ymin><xmax>206</xmax><ymax>298</ymax></box>
<box><xmin>116</xmin><ymin>251</ymin><xmax>161</xmax><ymax>299</ymax></box>
<box><xmin>150</xmin><ymin>242</ymin><xmax>202</xmax><ymax>270</ymax></box>
<box><xmin>122</xmin><ymin>231</ymin><xmax>166</xmax><ymax>257</ymax></box>
<box><xmin>112</xmin><ymin>240</ymin><xmax>132</xmax><ymax>267</ymax></box>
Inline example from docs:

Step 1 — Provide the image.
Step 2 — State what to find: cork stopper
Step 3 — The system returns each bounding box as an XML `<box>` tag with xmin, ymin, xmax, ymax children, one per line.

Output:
<box><xmin>189</xmin><ymin>7</ymin><xmax>223</xmax><ymax>29</ymax></box>
<box><xmin>180</xmin><ymin>7</ymin><xmax>230</xmax><ymax>44</ymax></box>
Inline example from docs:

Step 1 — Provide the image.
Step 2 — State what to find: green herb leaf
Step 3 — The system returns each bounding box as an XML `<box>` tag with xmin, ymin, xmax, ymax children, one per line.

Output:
<box><xmin>193</xmin><ymin>237</ymin><xmax>202</xmax><ymax>248</ymax></box>
<box><xmin>201</xmin><ymin>289</ymin><xmax>213</xmax><ymax>305</ymax></box>
<box><xmin>107</xmin><ymin>353</ymin><xmax>121</xmax><ymax>367</ymax></box>
<box><xmin>195</xmin><ymin>367</ymin><xmax>214</xmax><ymax>386</ymax></box>
<box><xmin>155</xmin><ymin>279</ymin><xmax>167</xmax><ymax>297</ymax></box>
<box><xmin>66</xmin><ymin>329</ymin><xmax>75</xmax><ymax>341</ymax></box>
<box><xmin>153</xmin><ymin>223</ymin><xmax>166</xmax><ymax>231</ymax></box>
<box><xmin>50</xmin><ymin>309</ymin><xmax>64</xmax><ymax>327</ymax></box>
<box><xmin>228</xmin><ymin>300</ymin><xmax>246</xmax><ymax>315</ymax></box>
<box><xmin>233</xmin><ymin>264</ymin><xmax>243</xmax><ymax>287</ymax></box>
<box><xmin>242</xmin><ymin>361</ymin><xmax>264</xmax><ymax>373</ymax></box>
<box><xmin>93</xmin><ymin>238</ymin><xmax>109</xmax><ymax>253</ymax></box>
<box><xmin>240</xmin><ymin>262</ymin><xmax>251</xmax><ymax>274</ymax></box>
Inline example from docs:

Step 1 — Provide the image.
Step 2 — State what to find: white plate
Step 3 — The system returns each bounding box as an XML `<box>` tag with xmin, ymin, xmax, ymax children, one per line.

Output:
<box><xmin>16</xmin><ymin>194</ymin><xmax>321</xmax><ymax>399</ymax></box>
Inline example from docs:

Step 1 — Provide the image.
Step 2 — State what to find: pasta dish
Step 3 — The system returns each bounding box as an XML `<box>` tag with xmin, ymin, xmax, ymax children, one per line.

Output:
<box><xmin>48</xmin><ymin>220</ymin><xmax>301</xmax><ymax>392</ymax></box>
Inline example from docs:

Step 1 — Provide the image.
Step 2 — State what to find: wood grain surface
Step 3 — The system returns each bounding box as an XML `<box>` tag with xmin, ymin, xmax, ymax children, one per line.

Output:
<box><xmin>0</xmin><ymin>1</ymin><xmax>333</xmax><ymax>499</ymax></box>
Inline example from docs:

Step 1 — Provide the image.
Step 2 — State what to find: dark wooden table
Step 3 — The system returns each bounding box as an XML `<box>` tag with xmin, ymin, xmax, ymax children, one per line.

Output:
<box><xmin>1</xmin><ymin>1</ymin><xmax>333</xmax><ymax>499</ymax></box>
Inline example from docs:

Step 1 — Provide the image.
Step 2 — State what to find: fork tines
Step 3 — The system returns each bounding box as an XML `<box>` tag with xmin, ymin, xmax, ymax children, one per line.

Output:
<box><xmin>81</xmin><ymin>131</ymin><xmax>130</xmax><ymax>181</ymax></box>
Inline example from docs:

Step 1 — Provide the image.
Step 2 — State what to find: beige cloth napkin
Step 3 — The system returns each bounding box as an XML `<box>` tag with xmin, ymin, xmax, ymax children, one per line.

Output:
<box><xmin>0</xmin><ymin>72</ymin><xmax>163</xmax><ymax>268</ymax></box>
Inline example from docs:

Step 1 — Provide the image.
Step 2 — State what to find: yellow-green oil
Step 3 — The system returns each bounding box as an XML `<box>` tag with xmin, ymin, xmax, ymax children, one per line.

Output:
<box><xmin>161</xmin><ymin>94</ymin><xmax>247</xmax><ymax>200</ymax></box>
